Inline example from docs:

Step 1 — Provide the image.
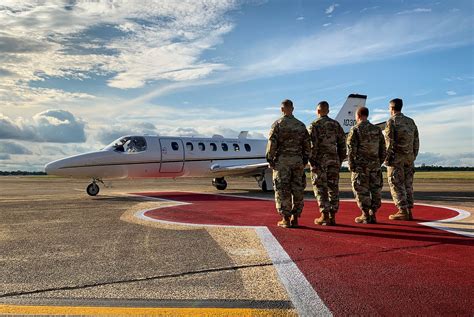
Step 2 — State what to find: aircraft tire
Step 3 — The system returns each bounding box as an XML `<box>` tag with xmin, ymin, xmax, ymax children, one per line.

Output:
<box><xmin>212</xmin><ymin>178</ymin><xmax>227</xmax><ymax>190</ymax></box>
<box><xmin>87</xmin><ymin>183</ymin><xmax>100</xmax><ymax>196</ymax></box>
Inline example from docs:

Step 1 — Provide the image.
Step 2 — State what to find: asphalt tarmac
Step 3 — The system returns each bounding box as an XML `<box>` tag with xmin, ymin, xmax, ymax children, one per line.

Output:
<box><xmin>0</xmin><ymin>176</ymin><xmax>473</xmax><ymax>316</ymax></box>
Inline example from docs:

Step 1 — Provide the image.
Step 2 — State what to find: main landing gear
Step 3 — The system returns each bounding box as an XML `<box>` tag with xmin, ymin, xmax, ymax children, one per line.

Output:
<box><xmin>212</xmin><ymin>177</ymin><xmax>227</xmax><ymax>190</ymax></box>
<box><xmin>257</xmin><ymin>168</ymin><xmax>273</xmax><ymax>192</ymax></box>
<box><xmin>86</xmin><ymin>179</ymin><xmax>103</xmax><ymax>196</ymax></box>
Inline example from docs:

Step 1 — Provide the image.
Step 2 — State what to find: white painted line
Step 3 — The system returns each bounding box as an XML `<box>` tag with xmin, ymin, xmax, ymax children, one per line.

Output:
<box><xmin>256</xmin><ymin>227</ymin><xmax>332</xmax><ymax>317</ymax></box>
<box><xmin>128</xmin><ymin>192</ymin><xmax>472</xmax><ymax>316</ymax></box>
<box><xmin>129</xmin><ymin>192</ymin><xmax>332</xmax><ymax>315</ymax></box>
<box><xmin>417</xmin><ymin>204</ymin><xmax>474</xmax><ymax>238</ymax></box>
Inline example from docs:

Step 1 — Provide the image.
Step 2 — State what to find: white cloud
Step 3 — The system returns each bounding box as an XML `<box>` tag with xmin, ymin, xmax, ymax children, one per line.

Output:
<box><xmin>0</xmin><ymin>110</ymin><xmax>86</xmax><ymax>143</ymax></box>
<box><xmin>368</xmin><ymin>108</ymin><xmax>389</xmax><ymax>123</ymax></box>
<box><xmin>397</xmin><ymin>8</ymin><xmax>432</xmax><ymax>15</ymax></box>
<box><xmin>0</xmin><ymin>1</ymin><xmax>237</xmax><ymax>90</ymax></box>
<box><xmin>323</xmin><ymin>23</ymin><xmax>332</xmax><ymax>27</ymax></box>
<box><xmin>296</xmin><ymin>16</ymin><xmax>305</xmax><ymax>21</ymax></box>
<box><xmin>407</xmin><ymin>95</ymin><xmax>473</xmax><ymax>155</ymax></box>
<box><xmin>446</xmin><ymin>90</ymin><xmax>457</xmax><ymax>96</ymax></box>
<box><xmin>242</xmin><ymin>13</ymin><xmax>473</xmax><ymax>79</ymax></box>
<box><xmin>325</xmin><ymin>4</ymin><xmax>339</xmax><ymax>15</ymax></box>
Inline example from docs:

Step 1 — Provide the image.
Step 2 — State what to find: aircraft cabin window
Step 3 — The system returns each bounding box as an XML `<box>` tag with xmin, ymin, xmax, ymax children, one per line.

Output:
<box><xmin>245</xmin><ymin>144</ymin><xmax>251</xmax><ymax>152</ymax></box>
<box><xmin>171</xmin><ymin>142</ymin><xmax>179</xmax><ymax>151</ymax></box>
<box><xmin>233</xmin><ymin>144</ymin><xmax>240</xmax><ymax>152</ymax></box>
<box><xmin>186</xmin><ymin>142</ymin><xmax>194</xmax><ymax>151</ymax></box>
<box><xmin>110</xmin><ymin>136</ymin><xmax>147</xmax><ymax>153</ymax></box>
<box><xmin>198</xmin><ymin>142</ymin><xmax>205</xmax><ymax>151</ymax></box>
<box><xmin>210</xmin><ymin>143</ymin><xmax>217</xmax><ymax>151</ymax></box>
<box><xmin>221</xmin><ymin>143</ymin><xmax>228</xmax><ymax>151</ymax></box>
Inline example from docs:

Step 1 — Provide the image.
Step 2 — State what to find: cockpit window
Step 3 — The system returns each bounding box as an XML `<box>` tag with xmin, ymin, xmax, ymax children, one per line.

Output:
<box><xmin>106</xmin><ymin>136</ymin><xmax>147</xmax><ymax>153</ymax></box>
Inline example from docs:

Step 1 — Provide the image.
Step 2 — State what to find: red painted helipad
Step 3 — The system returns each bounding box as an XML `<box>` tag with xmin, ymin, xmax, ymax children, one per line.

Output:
<box><xmin>134</xmin><ymin>192</ymin><xmax>474</xmax><ymax>316</ymax></box>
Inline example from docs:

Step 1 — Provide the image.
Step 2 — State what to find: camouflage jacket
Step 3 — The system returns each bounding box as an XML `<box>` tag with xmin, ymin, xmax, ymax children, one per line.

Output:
<box><xmin>384</xmin><ymin>113</ymin><xmax>419</xmax><ymax>166</ymax></box>
<box><xmin>308</xmin><ymin>115</ymin><xmax>346</xmax><ymax>168</ymax></box>
<box><xmin>266</xmin><ymin>114</ymin><xmax>310</xmax><ymax>165</ymax></box>
<box><xmin>347</xmin><ymin>120</ymin><xmax>386</xmax><ymax>171</ymax></box>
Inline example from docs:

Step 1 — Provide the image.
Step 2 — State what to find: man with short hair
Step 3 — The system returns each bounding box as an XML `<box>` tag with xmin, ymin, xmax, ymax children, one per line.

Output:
<box><xmin>384</xmin><ymin>98</ymin><xmax>419</xmax><ymax>220</ymax></box>
<box><xmin>347</xmin><ymin>106</ymin><xmax>386</xmax><ymax>224</ymax></box>
<box><xmin>308</xmin><ymin>101</ymin><xmax>346</xmax><ymax>226</ymax></box>
<box><xmin>266</xmin><ymin>99</ymin><xmax>311</xmax><ymax>228</ymax></box>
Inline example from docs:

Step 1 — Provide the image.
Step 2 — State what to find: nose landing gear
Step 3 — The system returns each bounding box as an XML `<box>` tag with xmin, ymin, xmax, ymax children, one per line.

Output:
<box><xmin>86</xmin><ymin>179</ymin><xmax>103</xmax><ymax>196</ymax></box>
<box><xmin>212</xmin><ymin>177</ymin><xmax>227</xmax><ymax>190</ymax></box>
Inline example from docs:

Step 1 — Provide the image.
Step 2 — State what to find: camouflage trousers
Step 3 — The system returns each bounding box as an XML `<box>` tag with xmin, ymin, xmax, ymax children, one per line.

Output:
<box><xmin>272</xmin><ymin>160</ymin><xmax>306</xmax><ymax>217</ymax></box>
<box><xmin>311</xmin><ymin>164</ymin><xmax>340</xmax><ymax>214</ymax></box>
<box><xmin>351</xmin><ymin>167</ymin><xmax>383</xmax><ymax>213</ymax></box>
<box><xmin>387</xmin><ymin>163</ymin><xmax>415</xmax><ymax>211</ymax></box>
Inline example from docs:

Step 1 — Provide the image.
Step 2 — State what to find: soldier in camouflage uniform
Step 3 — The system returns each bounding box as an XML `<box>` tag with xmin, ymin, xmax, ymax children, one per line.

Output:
<box><xmin>347</xmin><ymin>107</ymin><xmax>386</xmax><ymax>224</ymax></box>
<box><xmin>308</xmin><ymin>101</ymin><xmax>346</xmax><ymax>226</ymax></box>
<box><xmin>266</xmin><ymin>99</ymin><xmax>311</xmax><ymax>228</ymax></box>
<box><xmin>384</xmin><ymin>98</ymin><xmax>419</xmax><ymax>221</ymax></box>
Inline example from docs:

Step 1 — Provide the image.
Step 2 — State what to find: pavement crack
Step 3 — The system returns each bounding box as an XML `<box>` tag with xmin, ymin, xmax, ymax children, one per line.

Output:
<box><xmin>0</xmin><ymin>262</ymin><xmax>274</xmax><ymax>299</ymax></box>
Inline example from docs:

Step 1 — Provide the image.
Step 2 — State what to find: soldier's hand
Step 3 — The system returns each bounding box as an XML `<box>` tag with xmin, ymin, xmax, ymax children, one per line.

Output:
<box><xmin>268</xmin><ymin>161</ymin><xmax>275</xmax><ymax>169</ymax></box>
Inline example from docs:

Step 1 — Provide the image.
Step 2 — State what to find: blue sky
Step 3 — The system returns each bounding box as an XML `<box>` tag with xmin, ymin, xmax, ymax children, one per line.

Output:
<box><xmin>0</xmin><ymin>0</ymin><xmax>473</xmax><ymax>170</ymax></box>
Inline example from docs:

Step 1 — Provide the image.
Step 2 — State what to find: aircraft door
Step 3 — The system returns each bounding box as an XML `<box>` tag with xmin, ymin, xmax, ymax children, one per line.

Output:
<box><xmin>159</xmin><ymin>138</ymin><xmax>184</xmax><ymax>173</ymax></box>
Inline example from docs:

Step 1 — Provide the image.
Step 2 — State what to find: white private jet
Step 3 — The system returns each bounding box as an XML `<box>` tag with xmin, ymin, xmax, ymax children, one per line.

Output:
<box><xmin>45</xmin><ymin>94</ymin><xmax>368</xmax><ymax>196</ymax></box>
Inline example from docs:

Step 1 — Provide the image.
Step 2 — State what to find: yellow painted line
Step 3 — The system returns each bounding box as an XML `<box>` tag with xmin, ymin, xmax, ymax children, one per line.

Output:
<box><xmin>0</xmin><ymin>304</ymin><xmax>296</xmax><ymax>316</ymax></box>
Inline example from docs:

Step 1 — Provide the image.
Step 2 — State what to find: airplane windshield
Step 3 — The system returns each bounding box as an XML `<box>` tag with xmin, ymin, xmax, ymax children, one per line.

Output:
<box><xmin>105</xmin><ymin>136</ymin><xmax>147</xmax><ymax>153</ymax></box>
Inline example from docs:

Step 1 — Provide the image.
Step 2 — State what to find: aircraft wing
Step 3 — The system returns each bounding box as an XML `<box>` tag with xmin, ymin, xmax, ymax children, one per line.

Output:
<box><xmin>210</xmin><ymin>162</ymin><xmax>269</xmax><ymax>177</ymax></box>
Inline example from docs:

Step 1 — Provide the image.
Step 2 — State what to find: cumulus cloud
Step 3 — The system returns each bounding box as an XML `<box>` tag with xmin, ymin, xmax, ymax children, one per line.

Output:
<box><xmin>0</xmin><ymin>1</ymin><xmax>237</xmax><ymax>90</ymax></box>
<box><xmin>0</xmin><ymin>110</ymin><xmax>86</xmax><ymax>143</ymax></box>
<box><xmin>0</xmin><ymin>141</ymin><xmax>32</xmax><ymax>155</ymax></box>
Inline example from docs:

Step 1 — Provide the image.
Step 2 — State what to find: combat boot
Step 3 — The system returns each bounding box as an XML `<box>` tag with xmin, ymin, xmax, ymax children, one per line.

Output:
<box><xmin>355</xmin><ymin>211</ymin><xmax>369</xmax><ymax>224</ymax></box>
<box><xmin>329</xmin><ymin>212</ymin><xmax>336</xmax><ymax>226</ymax></box>
<box><xmin>369</xmin><ymin>210</ymin><xmax>377</xmax><ymax>224</ymax></box>
<box><xmin>389</xmin><ymin>209</ymin><xmax>410</xmax><ymax>221</ymax></box>
<box><xmin>277</xmin><ymin>215</ymin><xmax>291</xmax><ymax>228</ymax></box>
<box><xmin>290</xmin><ymin>214</ymin><xmax>299</xmax><ymax>228</ymax></box>
<box><xmin>314</xmin><ymin>212</ymin><xmax>330</xmax><ymax>226</ymax></box>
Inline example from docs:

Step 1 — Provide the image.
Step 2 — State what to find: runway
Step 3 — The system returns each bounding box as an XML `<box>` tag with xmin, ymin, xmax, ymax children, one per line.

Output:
<box><xmin>0</xmin><ymin>176</ymin><xmax>473</xmax><ymax>315</ymax></box>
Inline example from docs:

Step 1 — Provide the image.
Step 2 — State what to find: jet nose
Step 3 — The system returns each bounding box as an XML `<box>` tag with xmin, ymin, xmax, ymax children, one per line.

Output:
<box><xmin>44</xmin><ymin>161</ymin><xmax>62</xmax><ymax>175</ymax></box>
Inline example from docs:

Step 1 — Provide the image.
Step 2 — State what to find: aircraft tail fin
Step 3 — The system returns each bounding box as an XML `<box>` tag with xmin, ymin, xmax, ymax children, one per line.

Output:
<box><xmin>335</xmin><ymin>94</ymin><xmax>367</xmax><ymax>133</ymax></box>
